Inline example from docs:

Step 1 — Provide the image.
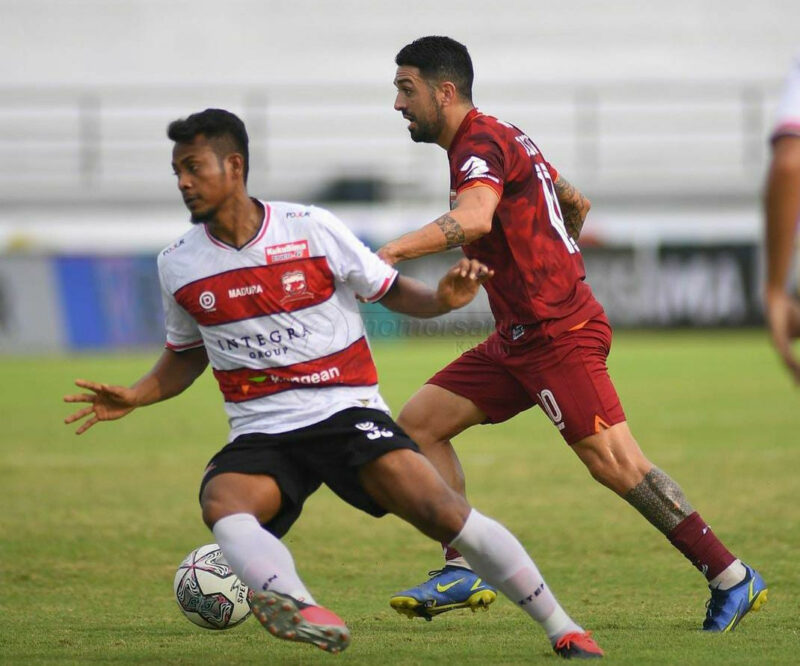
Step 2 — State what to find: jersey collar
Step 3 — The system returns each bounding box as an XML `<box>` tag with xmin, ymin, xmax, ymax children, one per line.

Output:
<box><xmin>203</xmin><ymin>199</ymin><xmax>271</xmax><ymax>251</ymax></box>
<box><xmin>448</xmin><ymin>108</ymin><xmax>481</xmax><ymax>158</ymax></box>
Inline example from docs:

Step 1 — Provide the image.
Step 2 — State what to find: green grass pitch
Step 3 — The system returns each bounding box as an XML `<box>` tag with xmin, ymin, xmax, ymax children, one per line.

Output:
<box><xmin>1</xmin><ymin>330</ymin><xmax>798</xmax><ymax>664</ymax></box>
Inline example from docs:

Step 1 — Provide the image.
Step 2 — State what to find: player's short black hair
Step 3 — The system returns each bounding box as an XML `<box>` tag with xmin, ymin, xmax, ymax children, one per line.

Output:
<box><xmin>395</xmin><ymin>36</ymin><xmax>474</xmax><ymax>102</ymax></box>
<box><xmin>167</xmin><ymin>108</ymin><xmax>250</xmax><ymax>183</ymax></box>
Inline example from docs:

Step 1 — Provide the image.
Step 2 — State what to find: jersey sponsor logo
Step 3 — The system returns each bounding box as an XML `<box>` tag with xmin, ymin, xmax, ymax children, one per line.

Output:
<box><xmin>162</xmin><ymin>238</ymin><xmax>185</xmax><ymax>256</ymax></box>
<box><xmin>239</xmin><ymin>366</ymin><xmax>343</xmax><ymax>395</ymax></box>
<box><xmin>280</xmin><ymin>270</ymin><xmax>314</xmax><ymax>303</ymax></box>
<box><xmin>286</xmin><ymin>211</ymin><xmax>311</xmax><ymax>218</ymax></box>
<box><xmin>228</xmin><ymin>284</ymin><xmax>264</xmax><ymax>299</ymax></box>
<box><xmin>213</xmin><ymin>325</ymin><xmax>308</xmax><ymax>360</ymax></box>
<box><xmin>267</xmin><ymin>365</ymin><xmax>340</xmax><ymax>385</ymax></box>
<box><xmin>213</xmin><ymin>337</ymin><xmax>378</xmax><ymax>402</ymax></box>
<box><xmin>460</xmin><ymin>156</ymin><xmax>500</xmax><ymax>183</ymax></box>
<box><xmin>173</xmin><ymin>259</ymin><xmax>335</xmax><ymax>326</ymax></box>
<box><xmin>199</xmin><ymin>291</ymin><xmax>216</xmax><ymax>311</ymax></box>
<box><xmin>265</xmin><ymin>240</ymin><xmax>310</xmax><ymax>265</ymax></box>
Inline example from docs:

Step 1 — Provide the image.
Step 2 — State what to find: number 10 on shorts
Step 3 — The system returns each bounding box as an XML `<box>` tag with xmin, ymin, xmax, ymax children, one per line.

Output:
<box><xmin>537</xmin><ymin>389</ymin><xmax>565</xmax><ymax>431</ymax></box>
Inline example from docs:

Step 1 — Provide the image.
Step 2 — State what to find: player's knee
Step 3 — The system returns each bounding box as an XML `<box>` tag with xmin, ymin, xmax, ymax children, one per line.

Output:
<box><xmin>396</xmin><ymin>404</ymin><xmax>431</xmax><ymax>444</ymax></box>
<box><xmin>199</xmin><ymin>480</ymin><xmax>247</xmax><ymax>529</ymax></box>
<box><xmin>575</xmin><ymin>425</ymin><xmax>651</xmax><ymax>494</ymax></box>
<box><xmin>582</xmin><ymin>448</ymin><xmax>650</xmax><ymax>495</ymax></box>
<box><xmin>201</xmin><ymin>498</ymin><xmax>227</xmax><ymax>530</ymax></box>
<box><xmin>585</xmin><ymin>458</ymin><xmax>619</xmax><ymax>490</ymax></box>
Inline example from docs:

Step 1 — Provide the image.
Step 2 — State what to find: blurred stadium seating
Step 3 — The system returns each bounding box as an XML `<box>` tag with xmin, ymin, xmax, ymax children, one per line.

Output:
<box><xmin>0</xmin><ymin>0</ymin><xmax>797</xmax><ymax>350</ymax></box>
<box><xmin>0</xmin><ymin>79</ymin><xmax>782</xmax><ymax>205</ymax></box>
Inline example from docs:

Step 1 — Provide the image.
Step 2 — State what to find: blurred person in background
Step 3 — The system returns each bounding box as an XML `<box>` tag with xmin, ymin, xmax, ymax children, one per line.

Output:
<box><xmin>765</xmin><ymin>53</ymin><xmax>800</xmax><ymax>383</ymax></box>
<box><xmin>63</xmin><ymin>108</ymin><xmax>605</xmax><ymax>659</ymax></box>
<box><xmin>380</xmin><ymin>35</ymin><xmax>767</xmax><ymax>634</ymax></box>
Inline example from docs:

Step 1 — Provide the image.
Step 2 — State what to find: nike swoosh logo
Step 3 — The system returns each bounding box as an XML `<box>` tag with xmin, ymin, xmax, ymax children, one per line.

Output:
<box><xmin>436</xmin><ymin>578</ymin><xmax>465</xmax><ymax>593</ymax></box>
<box><xmin>748</xmin><ymin>577</ymin><xmax>757</xmax><ymax>602</ymax></box>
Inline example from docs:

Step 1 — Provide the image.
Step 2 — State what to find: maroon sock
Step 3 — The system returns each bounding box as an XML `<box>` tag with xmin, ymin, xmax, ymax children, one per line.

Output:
<box><xmin>441</xmin><ymin>542</ymin><xmax>462</xmax><ymax>563</ymax></box>
<box><xmin>667</xmin><ymin>512</ymin><xmax>736</xmax><ymax>580</ymax></box>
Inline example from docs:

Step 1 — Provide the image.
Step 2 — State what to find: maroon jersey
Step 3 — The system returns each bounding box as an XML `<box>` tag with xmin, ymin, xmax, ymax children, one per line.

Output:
<box><xmin>448</xmin><ymin>109</ymin><xmax>603</xmax><ymax>343</ymax></box>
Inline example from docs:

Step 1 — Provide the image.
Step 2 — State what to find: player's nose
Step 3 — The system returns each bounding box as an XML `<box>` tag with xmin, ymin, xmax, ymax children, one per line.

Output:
<box><xmin>177</xmin><ymin>172</ymin><xmax>192</xmax><ymax>191</ymax></box>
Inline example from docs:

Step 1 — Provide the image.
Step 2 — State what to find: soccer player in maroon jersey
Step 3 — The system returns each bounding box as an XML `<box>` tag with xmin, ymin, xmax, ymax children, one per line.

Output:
<box><xmin>63</xmin><ymin>108</ymin><xmax>604</xmax><ymax>658</ymax></box>
<box><xmin>381</xmin><ymin>36</ymin><xmax>767</xmax><ymax>635</ymax></box>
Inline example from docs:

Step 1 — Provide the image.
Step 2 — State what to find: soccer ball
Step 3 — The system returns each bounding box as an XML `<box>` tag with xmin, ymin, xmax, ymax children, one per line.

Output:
<box><xmin>174</xmin><ymin>543</ymin><xmax>252</xmax><ymax>629</ymax></box>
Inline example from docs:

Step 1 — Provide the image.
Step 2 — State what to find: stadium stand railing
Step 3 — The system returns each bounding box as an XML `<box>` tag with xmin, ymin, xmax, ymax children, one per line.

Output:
<box><xmin>0</xmin><ymin>80</ymin><xmax>781</xmax><ymax>205</ymax></box>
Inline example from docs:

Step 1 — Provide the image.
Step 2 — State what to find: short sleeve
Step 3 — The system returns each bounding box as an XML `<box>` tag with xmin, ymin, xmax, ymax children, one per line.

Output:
<box><xmin>158</xmin><ymin>260</ymin><xmax>204</xmax><ymax>351</ymax></box>
<box><xmin>772</xmin><ymin>54</ymin><xmax>800</xmax><ymax>142</ymax></box>
<box><xmin>310</xmin><ymin>207</ymin><xmax>398</xmax><ymax>303</ymax></box>
<box><xmin>450</xmin><ymin>136</ymin><xmax>505</xmax><ymax>199</ymax></box>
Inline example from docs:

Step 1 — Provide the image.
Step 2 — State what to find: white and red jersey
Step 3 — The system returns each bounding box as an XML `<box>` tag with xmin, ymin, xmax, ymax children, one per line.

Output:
<box><xmin>157</xmin><ymin>200</ymin><xmax>398</xmax><ymax>439</ymax></box>
<box><xmin>772</xmin><ymin>53</ymin><xmax>800</xmax><ymax>142</ymax></box>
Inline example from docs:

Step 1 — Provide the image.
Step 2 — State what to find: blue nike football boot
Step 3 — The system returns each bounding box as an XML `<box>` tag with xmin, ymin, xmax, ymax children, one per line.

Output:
<box><xmin>389</xmin><ymin>565</ymin><xmax>497</xmax><ymax>621</ymax></box>
<box><xmin>702</xmin><ymin>564</ymin><xmax>768</xmax><ymax>632</ymax></box>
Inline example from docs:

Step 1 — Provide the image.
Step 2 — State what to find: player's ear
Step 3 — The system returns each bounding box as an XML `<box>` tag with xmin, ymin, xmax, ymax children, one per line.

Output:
<box><xmin>227</xmin><ymin>153</ymin><xmax>245</xmax><ymax>181</ymax></box>
<box><xmin>438</xmin><ymin>81</ymin><xmax>458</xmax><ymax>107</ymax></box>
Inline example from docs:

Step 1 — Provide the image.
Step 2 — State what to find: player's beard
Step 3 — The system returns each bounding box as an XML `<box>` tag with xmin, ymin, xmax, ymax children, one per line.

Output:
<box><xmin>189</xmin><ymin>205</ymin><xmax>217</xmax><ymax>225</ymax></box>
<box><xmin>408</xmin><ymin>101</ymin><xmax>445</xmax><ymax>144</ymax></box>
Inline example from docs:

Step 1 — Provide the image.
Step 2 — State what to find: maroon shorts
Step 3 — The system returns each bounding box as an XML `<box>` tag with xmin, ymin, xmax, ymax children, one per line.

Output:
<box><xmin>427</xmin><ymin>313</ymin><xmax>626</xmax><ymax>444</ymax></box>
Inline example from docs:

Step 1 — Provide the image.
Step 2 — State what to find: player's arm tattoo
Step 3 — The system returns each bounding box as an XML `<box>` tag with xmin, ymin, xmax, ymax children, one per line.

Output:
<box><xmin>435</xmin><ymin>213</ymin><xmax>467</xmax><ymax>249</ymax></box>
<box><xmin>554</xmin><ymin>175</ymin><xmax>590</xmax><ymax>241</ymax></box>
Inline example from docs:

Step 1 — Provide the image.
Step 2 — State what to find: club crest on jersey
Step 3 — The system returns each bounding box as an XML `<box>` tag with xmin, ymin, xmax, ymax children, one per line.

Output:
<box><xmin>265</xmin><ymin>240</ymin><xmax>310</xmax><ymax>265</ymax></box>
<box><xmin>280</xmin><ymin>270</ymin><xmax>313</xmax><ymax>303</ymax></box>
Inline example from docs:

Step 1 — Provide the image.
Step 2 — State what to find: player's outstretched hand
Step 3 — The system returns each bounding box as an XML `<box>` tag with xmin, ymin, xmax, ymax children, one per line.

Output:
<box><xmin>436</xmin><ymin>258</ymin><xmax>494</xmax><ymax>311</ymax></box>
<box><xmin>765</xmin><ymin>288</ymin><xmax>800</xmax><ymax>384</ymax></box>
<box><xmin>63</xmin><ymin>379</ymin><xmax>138</xmax><ymax>434</ymax></box>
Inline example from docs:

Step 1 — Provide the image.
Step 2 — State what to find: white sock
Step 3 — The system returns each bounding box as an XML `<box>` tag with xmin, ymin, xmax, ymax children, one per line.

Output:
<box><xmin>212</xmin><ymin>512</ymin><xmax>316</xmax><ymax>605</ymax></box>
<box><xmin>709</xmin><ymin>559</ymin><xmax>747</xmax><ymax>590</ymax></box>
<box><xmin>450</xmin><ymin>509</ymin><xmax>582</xmax><ymax>643</ymax></box>
<box><xmin>445</xmin><ymin>555</ymin><xmax>471</xmax><ymax>570</ymax></box>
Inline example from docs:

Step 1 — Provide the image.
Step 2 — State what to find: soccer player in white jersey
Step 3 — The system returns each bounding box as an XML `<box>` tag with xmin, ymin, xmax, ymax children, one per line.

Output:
<box><xmin>765</xmin><ymin>53</ymin><xmax>800</xmax><ymax>383</ymax></box>
<box><xmin>63</xmin><ymin>109</ymin><xmax>604</xmax><ymax>658</ymax></box>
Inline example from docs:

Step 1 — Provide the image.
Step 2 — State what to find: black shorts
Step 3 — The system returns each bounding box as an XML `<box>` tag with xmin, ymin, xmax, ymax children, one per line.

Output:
<box><xmin>198</xmin><ymin>408</ymin><xmax>419</xmax><ymax>537</ymax></box>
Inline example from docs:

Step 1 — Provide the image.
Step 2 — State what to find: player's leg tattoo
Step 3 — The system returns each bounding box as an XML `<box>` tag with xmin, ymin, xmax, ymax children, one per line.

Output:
<box><xmin>623</xmin><ymin>467</ymin><xmax>694</xmax><ymax>535</ymax></box>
